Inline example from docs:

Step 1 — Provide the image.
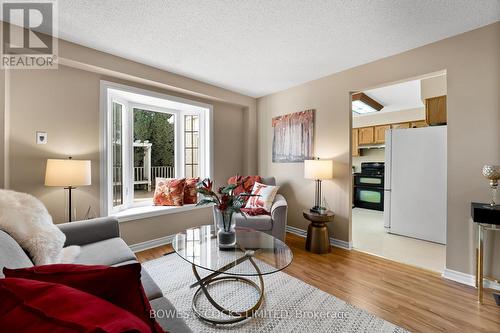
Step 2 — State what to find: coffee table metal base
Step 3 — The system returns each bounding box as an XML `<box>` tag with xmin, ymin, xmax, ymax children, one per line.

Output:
<box><xmin>190</xmin><ymin>253</ymin><xmax>264</xmax><ymax>325</ymax></box>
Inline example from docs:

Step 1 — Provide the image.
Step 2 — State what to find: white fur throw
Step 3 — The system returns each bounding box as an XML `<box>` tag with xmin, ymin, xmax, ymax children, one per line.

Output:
<box><xmin>0</xmin><ymin>189</ymin><xmax>80</xmax><ymax>265</ymax></box>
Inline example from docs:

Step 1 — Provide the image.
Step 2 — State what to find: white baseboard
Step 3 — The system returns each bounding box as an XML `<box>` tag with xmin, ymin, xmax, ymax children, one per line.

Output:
<box><xmin>330</xmin><ymin>237</ymin><xmax>352</xmax><ymax>250</ymax></box>
<box><xmin>485</xmin><ymin>279</ymin><xmax>500</xmax><ymax>290</ymax></box>
<box><xmin>285</xmin><ymin>226</ymin><xmax>352</xmax><ymax>250</ymax></box>
<box><xmin>442</xmin><ymin>268</ymin><xmax>476</xmax><ymax>287</ymax></box>
<box><xmin>442</xmin><ymin>268</ymin><xmax>500</xmax><ymax>291</ymax></box>
<box><xmin>286</xmin><ymin>225</ymin><xmax>307</xmax><ymax>237</ymax></box>
<box><xmin>129</xmin><ymin>234</ymin><xmax>174</xmax><ymax>253</ymax></box>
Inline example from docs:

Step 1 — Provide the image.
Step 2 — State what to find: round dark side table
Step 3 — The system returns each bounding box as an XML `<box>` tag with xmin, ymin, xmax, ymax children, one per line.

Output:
<box><xmin>303</xmin><ymin>210</ymin><xmax>335</xmax><ymax>254</ymax></box>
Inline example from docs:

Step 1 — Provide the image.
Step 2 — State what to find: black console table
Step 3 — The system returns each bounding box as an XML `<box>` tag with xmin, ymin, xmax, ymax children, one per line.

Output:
<box><xmin>471</xmin><ymin>202</ymin><xmax>500</xmax><ymax>304</ymax></box>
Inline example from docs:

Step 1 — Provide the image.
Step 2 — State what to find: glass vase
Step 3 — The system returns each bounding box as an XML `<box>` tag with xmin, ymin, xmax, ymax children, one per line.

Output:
<box><xmin>213</xmin><ymin>207</ymin><xmax>236</xmax><ymax>249</ymax></box>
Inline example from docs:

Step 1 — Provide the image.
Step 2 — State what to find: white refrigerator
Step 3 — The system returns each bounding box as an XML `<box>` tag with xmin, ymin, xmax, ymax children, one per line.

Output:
<box><xmin>384</xmin><ymin>126</ymin><xmax>447</xmax><ymax>244</ymax></box>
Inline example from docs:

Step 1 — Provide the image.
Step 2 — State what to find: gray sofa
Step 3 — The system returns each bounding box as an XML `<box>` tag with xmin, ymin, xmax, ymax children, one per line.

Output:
<box><xmin>231</xmin><ymin>176</ymin><xmax>288</xmax><ymax>241</ymax></box>
<box><xmin>0</xmin><ymin>217</ymin><xmax>191</xmax><ymax>333</ymax></box>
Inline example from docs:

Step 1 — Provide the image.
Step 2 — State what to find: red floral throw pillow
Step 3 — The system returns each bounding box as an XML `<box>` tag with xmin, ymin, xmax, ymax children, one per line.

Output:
<box><xmin>3</xmin><ymin>263</ymin><xmax>164</xmax><ymax>333</ymax></box>
<box><xmin>228</xmin><ymin>175</ymin><xmax>262</xmax><ymax>202</ymax></box>
<box><xmin>0</xmin><ymin>277</ymin><xmax>151</xmax><ymax>333</ymax></box>
<box><xmin>153</xmin><ymin>178</ymin><xmax>185</xmax><ymax>206</ymax></box>
<box><xmin>184</xmin><ymin>177</ymin><xmax>199</xmax><ymax>204</ymax></box>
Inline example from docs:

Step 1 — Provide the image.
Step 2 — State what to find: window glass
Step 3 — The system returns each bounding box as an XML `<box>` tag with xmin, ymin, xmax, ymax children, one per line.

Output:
<box><xmin>184</xmin><ymin>115</ymin><xmax>199</xmax><ymax>178</ymax></box>
<box><xmin>133</xmin><ymin>108</ymin><xmax>175</xmax><ymax>203</ymax></box>
<box><xmin>185</xmin><ymin>165</ymin><xmax>193</xmax><ymax>178</ymax></box>
<box><xmin>185</xmin><ymin>148</ymin><xmax>193</xmax><ymax>164</ymax></box>
<box><xmin>359</xmin><ymin>190</ymin><xmax>381</xmax><ymax>203</ymax></box>
<box><xmin>193</xmin><ymin>116</ymin><xmax>199</xmax><ymax>131</ymax></box>
<box><xmin>185</xmin><ymin>132</ymin><xmax>192</xmax><ymax>147</ymax></box>
<box><xmin>112</xmin><ymin>102</ymin><xmax>123</xmax><ymax>207</ymax></box>
<box><xmin>185</xmin><ymin>116</ymin><xmax>192</xmax><ymax>131</ymax></box>
<box><xmin>360</xmin><ymin>177</ymin><xmax>382</xmax><ymax>185</ymax></box>
<box><xmin>192</xmin><ymin>148</ymin><xmax>199</xmax><ymax>164</ymax></box>
<box><xmin>193</xmin><ymin>132</ymin><xmax>199</xmax><ymax>147</ymax></box>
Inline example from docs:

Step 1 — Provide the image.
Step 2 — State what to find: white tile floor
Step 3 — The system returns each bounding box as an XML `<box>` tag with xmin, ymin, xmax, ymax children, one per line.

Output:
<box><xmin>352</xmin><ymin>208</ymin><xmax>446</xmax><ymax>273</ymax></box>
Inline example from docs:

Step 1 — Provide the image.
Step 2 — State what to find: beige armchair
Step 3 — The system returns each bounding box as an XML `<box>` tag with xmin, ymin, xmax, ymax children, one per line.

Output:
<box><xmin>231</xmin><ymin>177</ymin><xmax>287</xmax><ymax>241</ymax></box>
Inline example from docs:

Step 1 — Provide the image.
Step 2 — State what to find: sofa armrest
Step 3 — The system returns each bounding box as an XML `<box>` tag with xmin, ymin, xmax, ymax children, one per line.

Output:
<box><xmin>58</xmin><ymin>217</ymin><xmax>120</xmax><ymax>246</ymax></box>
<box><xmin>270</xmin><ymin>194</ymin><xmax>287</xmax><ymax>241</ymax></box>
<box><xmin>271</xmin><ymin>194</ymin><xmax>287</xmax><ymax>216</ymax></box>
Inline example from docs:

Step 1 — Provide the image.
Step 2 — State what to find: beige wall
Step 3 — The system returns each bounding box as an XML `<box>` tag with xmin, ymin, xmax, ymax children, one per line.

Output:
<box><xmin>421</xmin><ymin>74</ymin><xmax>447</xmax><ymax>100</ymax></box>
<box><xmin>119</xmin><ymin>207</ymin><xmax>213</xmax><ymax>245</ymax></box>
<box><xmin>5</xmin><ymin>64</ymin><xmax>246</xmax><ymax>242</ymax></box>
<box><xmin>1</xmin><ymin>21</ymin><xmax>255</xmax><ymax>245</ymax></box>
<box><xmin>257</xmin><ymin>22</ymin><xmax>500</xmax><ymax>278</ymax></box>
<box><xmin>8</xmin><ymin>66</ymin><xmax>101</xmax><ymax>222</ymax></box>
<box><xmin>353</xmin><ymin>107</ymin><xmax>425</xmax><ymax>128</ymax></box>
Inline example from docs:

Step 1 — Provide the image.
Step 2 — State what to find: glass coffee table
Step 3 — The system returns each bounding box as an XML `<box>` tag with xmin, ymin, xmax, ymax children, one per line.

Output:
<box><xmin>172</xmin><ymin>225</ymin><xmax>293</xmax><ymax>325</ymax></box>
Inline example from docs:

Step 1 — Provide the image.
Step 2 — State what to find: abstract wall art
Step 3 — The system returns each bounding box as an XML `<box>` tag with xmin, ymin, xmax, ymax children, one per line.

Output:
<box><xmin>272</xmin><ymin>109</ymin><xmax>314</xmax><ymax>163</ymax></box>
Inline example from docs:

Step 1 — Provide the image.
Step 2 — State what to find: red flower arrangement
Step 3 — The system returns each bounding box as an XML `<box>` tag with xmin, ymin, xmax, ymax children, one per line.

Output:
<box><xmin>196</xmin><ymin>178</ymin><xmax>252</xmax><ymax>232</ymax></box>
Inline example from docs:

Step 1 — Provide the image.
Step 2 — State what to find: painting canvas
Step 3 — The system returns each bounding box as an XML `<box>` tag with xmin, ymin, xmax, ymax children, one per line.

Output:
<box><xmin>272</xmin><ymin>110</ymin><xmax>314</xmax><ymax>163</ymax></box>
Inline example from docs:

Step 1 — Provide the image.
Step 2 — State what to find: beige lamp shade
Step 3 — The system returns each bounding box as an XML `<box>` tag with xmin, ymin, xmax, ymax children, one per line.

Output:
<box><xmin>304</xmin><ymin>159</ymin><xmax>333</xmax><ymax>180</ymax></box>
<box><xmin>45</xmin><ymin>159</ymin><xmax>91</xmax><ymax>187</ymax></box>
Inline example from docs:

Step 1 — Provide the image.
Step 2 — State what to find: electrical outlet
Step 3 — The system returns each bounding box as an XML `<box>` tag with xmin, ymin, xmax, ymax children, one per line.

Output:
<box><xmin>36</xmin><ymin>131</ymin><xmax>47</xmax><ymax>144</ymax></box>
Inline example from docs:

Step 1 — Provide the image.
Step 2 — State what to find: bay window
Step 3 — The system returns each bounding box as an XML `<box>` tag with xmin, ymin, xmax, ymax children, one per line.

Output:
<box><xmin>101</xmin><ymin>81</ymin><xmax>212</xmax><ymax>216</ymax></box>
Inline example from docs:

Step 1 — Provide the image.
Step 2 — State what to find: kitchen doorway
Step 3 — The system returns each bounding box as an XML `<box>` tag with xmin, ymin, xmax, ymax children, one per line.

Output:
<box><xmin>351</xmin><ymin>73</ymin><xmax>447</xmax><ymax>273</ymax></box>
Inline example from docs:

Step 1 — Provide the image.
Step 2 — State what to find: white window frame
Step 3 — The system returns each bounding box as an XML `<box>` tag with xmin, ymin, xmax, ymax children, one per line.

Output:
<box><xmin>108</xmin><ymin>97</ymin><xmax>129</xmax><ymax>213</ymax></box>
<box><xmin>100</xmin><ymin>81</ymin><xmax>213</xmax><ymax>217</ymax></box>
<box><xmin>182</xmin><ymin>111</ymin><xmax>207</xmax><ymax>180</ymax></box>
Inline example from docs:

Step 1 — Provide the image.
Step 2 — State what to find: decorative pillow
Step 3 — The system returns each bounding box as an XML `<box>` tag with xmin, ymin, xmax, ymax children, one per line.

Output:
<box><xmin>228</xmin><ymin>175</ymin><xmax>262</xmax><ymax>202</ymax></box>
<box><xmin>184</xmin><ymin>177</ymin><xmax>199</xmax><ymax>204</ymax></box>
<box><xmin>153</xmin><ymin>178</ymin><xmax>185</xmax><ymax>206</ymax></box>
<box><xmin>0</xmin><ymin>277</ymin><xmax>151</xmax><ymax>333</ymax></box>
<box><xmin>4</xmin><ymin>263</ymin><xmax>164</xmax><ymax>333</ymax></box>
<box><xmin>244</xmin><ymin>181</ymin><xmax>280</xmax><ymax>212</ymax></box>
<box><xmin>0</xmin><ymin>189</ymin><xmax>81</xmax><ymax>265</ymax></box>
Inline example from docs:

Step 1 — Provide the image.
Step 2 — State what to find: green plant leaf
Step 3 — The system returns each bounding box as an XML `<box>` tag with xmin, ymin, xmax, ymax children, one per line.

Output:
<box><xmin>232</xmin><ymin>199</ymin><xmax>245</xmax><ymax>209</ymax></box>
<box><xmin>196</xmin><ymin>188</ymin><xmax>209</xmax><ymax>194</ymax></box>
<box><xmin>196</xmin><ymin>198</ymin><xmax>218</xmax><ymax>206</ymax></box>
<box><xmin>221</xmin><ymin>184</ymin><xmax>237</xmax><ymax>194</ymax></box>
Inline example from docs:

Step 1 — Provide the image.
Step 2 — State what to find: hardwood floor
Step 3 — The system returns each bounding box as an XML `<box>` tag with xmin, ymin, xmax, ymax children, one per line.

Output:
<box><xmin>136</xmin><ymin>233</ymin><xmax>500</xmax><ymax>333</ymax></box>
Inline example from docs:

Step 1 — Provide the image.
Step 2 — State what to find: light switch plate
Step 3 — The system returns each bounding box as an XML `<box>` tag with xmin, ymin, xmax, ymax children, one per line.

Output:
<box><xmin>36</xmin><ymin>131</ymin><xmax>47</xmax><ymax>144</ymax></box>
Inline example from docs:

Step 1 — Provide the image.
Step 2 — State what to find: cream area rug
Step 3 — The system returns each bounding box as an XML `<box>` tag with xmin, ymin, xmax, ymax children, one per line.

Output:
<box><xmin>143</xmin><ymin>254</ymin><xmax>409</xmax><ymax>333</ymax></box>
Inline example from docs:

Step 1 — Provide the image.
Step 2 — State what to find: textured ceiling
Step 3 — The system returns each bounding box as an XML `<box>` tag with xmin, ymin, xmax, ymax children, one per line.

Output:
<box><xmin>53</xmin><ymin>1</ymin><xmax>500</xmax><ymax>97</ymax></box>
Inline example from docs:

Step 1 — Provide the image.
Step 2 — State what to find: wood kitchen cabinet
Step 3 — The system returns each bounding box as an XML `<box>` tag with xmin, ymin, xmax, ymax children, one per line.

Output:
<box><xmin>391</xmin><ymin>122</ymin><xmax>410</xmax><ymax>129</ymax></box>
<box><xmin>410</xmin><ymin>120</ymin><xmax>428</xmax><ymax>128</ymax></box>
<box><xmin>374</xmin><ymin>125</ymin><xmax>390</xmax><ymax>143</ymax></box>
<box><xmin>426</xmin><ymin>95</ymin><xmax>447</xmax><ymax>125</ymax></box>
<box><xmin>352</xmin><ymin>119</ymin><xmax>428</xmax><ymax>152</ymax></box>
<box><xmin>352</xmin><ymin>128</ymin><xmax>360</xmax><ymax>156</ymax></box>
<box><xmin>358</xmin><ymin>127</ymin><xmax>374</xmax><ymax>145</ymax></box>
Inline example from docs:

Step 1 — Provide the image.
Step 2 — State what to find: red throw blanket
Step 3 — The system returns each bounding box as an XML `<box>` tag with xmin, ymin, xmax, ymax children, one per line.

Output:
<box><xmin>241</xmin><ymin>207</ymin><xmax>270</xmax><ymax>216</ymax></box>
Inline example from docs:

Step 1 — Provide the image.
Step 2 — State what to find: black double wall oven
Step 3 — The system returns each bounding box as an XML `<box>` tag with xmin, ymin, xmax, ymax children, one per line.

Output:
<box><xmin>353</xmin><ymin>162</ymin><xmax>384</xmax><ymax>211</ymax></box>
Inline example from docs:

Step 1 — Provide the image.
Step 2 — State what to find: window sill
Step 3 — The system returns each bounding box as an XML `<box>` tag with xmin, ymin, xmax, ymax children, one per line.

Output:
<box><xmin>112</xmin><ymin>204</ymin><xmax>211</xmax><ymax>223</ymax></box>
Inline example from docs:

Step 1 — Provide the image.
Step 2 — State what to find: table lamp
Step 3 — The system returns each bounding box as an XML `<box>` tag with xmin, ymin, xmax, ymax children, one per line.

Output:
<box><xmin>304</xmin><ymin>159</ymin><xmax>333</xmax><ymax>214</ymax></box>
<box><xmin>45</xmin><ymin>157</ymin><xmax>91</xmax><ymax>222</ymax></box>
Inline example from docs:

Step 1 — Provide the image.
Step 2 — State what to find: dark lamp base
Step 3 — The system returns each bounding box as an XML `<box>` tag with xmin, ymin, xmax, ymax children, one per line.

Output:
<box><xmin>310</xmin><ymin>206</ymin><xmax>327</xmax><ymax>214</ymax></box>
